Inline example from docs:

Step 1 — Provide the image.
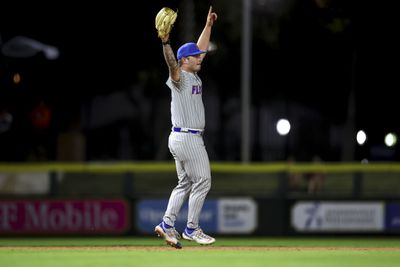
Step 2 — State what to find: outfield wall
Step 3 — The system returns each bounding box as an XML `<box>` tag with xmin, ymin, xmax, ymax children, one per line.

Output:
<box><xmin>0</xmin><ymin>162</ymin><xmax>399</xmax><ymax>236</ymax></box>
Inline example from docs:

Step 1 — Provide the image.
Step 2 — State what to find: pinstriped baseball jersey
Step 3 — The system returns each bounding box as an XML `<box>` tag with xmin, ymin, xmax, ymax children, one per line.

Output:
<box><xmin>163</xmin><ymin>69</ymin><xmax>211</xmax><ymax>230</ymax></box>
<box><xmin>166</xmin><ymin>70</ymin><xmax>205</xmax><ymax>130</ymax></box>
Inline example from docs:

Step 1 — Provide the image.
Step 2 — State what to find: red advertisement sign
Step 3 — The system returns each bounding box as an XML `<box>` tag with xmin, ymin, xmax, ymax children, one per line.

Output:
<box><xmin>0</xmin><ymin>199</ymin><xmax>130</xmax><ymax>234</ymax></box>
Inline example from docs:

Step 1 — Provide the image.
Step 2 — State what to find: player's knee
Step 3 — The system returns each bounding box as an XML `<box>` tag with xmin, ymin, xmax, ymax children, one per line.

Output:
<box><xmin>202</xmin><ymin>177</ymin><xmax>211</xmax><ymax>192</ymax></box>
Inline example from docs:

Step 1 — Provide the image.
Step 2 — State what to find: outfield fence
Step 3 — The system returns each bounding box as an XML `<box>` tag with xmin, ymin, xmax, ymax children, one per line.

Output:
<box><xmin>1</xmin><ymin>161</ymin><xmax>400</xmax><ymax>198</ymax></box>
<box><xmin>1</xmin><ymin>161</ymin><xmax>400</xmax><ymax>236</ymax></box>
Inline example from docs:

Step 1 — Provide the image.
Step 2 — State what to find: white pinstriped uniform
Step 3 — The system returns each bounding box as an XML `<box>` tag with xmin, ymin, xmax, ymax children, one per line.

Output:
<box><xmin>163</xmin><ymin>70</ymin><xmax>211</xmax><ymax>229</ymax></box>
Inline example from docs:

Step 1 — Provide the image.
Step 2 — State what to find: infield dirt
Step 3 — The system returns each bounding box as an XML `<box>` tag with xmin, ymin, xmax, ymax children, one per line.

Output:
<box><xmin>1</xmin><ymin>246</ymin><xmax>400</xmax><ymax>251</ymax></box>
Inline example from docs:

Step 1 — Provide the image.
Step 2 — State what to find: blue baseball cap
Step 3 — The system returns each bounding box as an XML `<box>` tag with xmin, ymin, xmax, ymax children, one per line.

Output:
<box><xmin>177</xmin><ymin>42</ymin><xmax>206</xmax><ymax>60</ymax></box>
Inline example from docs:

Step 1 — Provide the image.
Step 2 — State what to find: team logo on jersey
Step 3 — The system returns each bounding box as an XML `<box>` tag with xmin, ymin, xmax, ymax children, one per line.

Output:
<box><xmin>192</xmin><ymin>85</ymin><xmax>202</xmax><ymax>94</ymax></box>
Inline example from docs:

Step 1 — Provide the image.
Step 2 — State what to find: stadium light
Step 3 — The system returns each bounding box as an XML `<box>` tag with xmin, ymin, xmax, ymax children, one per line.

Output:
<box><xmin>384</xmin><ymin>132</ymin><xmax>397</xmax><ymax>147</ymax></box>
<box><xmin>276</xmin><ymin>118</ymin><xmax>291</xmax><ymax>136</ymax></box>
<box><xmin>356</xmin><ymin>130</ymin><xmax>367</xmax><ymax>145</ymax></box>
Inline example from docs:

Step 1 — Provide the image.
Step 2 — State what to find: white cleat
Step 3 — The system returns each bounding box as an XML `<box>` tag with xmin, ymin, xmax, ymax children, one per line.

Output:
<box><xmin>154</xmin><ymin>223</ymin><xmax>182</xmax><ymax>249</ymax></box>
<box><xmin>182</xmin><ymin>228</ymin><xmax>216</xmax><ymax>245</ymax></box>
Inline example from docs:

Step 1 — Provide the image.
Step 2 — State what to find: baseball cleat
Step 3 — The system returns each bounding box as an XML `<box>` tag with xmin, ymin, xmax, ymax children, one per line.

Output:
<box><xmin>154</xmin><ymin>222</ymin><xmax>182</xmax><ymax>249</ymax></box>
<box><xmin>182</xmin><ymin>228</ymin><xmax>215</xmax><ymax>245</ymax></box>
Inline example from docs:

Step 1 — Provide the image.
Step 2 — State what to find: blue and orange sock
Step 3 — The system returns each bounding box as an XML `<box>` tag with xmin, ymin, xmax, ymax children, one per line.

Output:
<box><xmin>162</xmin><ymin>221</ymin><xmax>173</xmax><ymax>229</ymax></box>
<box><xmin>185</xmin><ymin>227</ymin><xmax>195</xmax><ymax>234</ymax></box>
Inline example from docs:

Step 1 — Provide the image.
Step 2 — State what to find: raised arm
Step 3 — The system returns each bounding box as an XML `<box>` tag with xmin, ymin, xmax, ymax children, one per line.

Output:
<box><xmin>161</xmin><ymin>35</ymin><xmax>180</xmax><ymax>82</ymax></box>
<box><xmin>197</xmin><ymin>6</ymin><xmax>217</xmax><ymax>56</ymax></box>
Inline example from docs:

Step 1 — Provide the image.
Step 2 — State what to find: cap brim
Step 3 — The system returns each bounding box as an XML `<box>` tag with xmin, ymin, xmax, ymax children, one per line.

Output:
<box><xmin>187</xmin><ymin>50</ymin><xmax>207</xmax><ymax>57</ymax></box>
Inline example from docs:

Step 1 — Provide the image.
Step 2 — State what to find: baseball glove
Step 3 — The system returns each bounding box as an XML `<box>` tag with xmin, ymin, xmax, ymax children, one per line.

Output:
<box><xmin>155</xmin><ymin>7</ymin><xmax>178</xmax><ymax>39</ymax></box>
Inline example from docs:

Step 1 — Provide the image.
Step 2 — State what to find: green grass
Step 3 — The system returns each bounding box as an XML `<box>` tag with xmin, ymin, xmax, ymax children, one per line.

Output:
<box><xmin>1</xmin><ymin>236</ymin><xmax>400</xmax><ymax>247</ymax></box>
<box><xmin>1</xmin><ymin>237</ymin><xmax>400</xmax><ymax>267</ymax></box>
<box><xmin>2</xmin><ymin>249</ymin><xmax>399</xmax><ymax>267</ymax></box>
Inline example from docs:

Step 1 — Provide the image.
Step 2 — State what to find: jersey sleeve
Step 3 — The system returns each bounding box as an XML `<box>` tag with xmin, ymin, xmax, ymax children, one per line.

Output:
<box><xmin>166</xmin><ymin>70</ymin><xmax>186</xmax><ymax>92</ymax></box>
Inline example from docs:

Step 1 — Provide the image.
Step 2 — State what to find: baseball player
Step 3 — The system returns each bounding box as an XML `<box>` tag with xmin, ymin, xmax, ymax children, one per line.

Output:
<box><xmin>154</xmin><ymin>6</ymin><xmax>218</xmax><ymax>249</ymax></box>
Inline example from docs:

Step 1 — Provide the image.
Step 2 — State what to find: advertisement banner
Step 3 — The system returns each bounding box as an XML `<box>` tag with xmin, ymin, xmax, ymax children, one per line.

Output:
<box><xmin>291</xmin><ymin>201</ymin><xmax>384</xmax><ymax>232</ymax></box>
<box><xmin>218</xmin><ymin>198</ymin><xmax>257</xmax><ymax>233</ymax></box>
<box><xmin>136</xmin><ymin>198</ymin><xmax>257</xmax><ymax>234</ymax></box>
<box><xmin>0</xmin><ymin>199</ymin><xmax>129</xmax><ymax>234</ymax></box>
<box><xmin>385</xmin><ymin>203</ymin><xmax>400</xmax><ymax>230</ymax></box>
<box><xmin>136</xmin><ymin>199</ymin><xmax>217</xmax><ymax>233</ymax></box>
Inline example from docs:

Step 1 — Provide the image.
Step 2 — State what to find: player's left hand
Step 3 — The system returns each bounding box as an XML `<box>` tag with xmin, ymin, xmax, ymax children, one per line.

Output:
<box><xmin>207</xmin><ymin>6</ymin><xmax>217</xmax><ymax>27</ymax></box>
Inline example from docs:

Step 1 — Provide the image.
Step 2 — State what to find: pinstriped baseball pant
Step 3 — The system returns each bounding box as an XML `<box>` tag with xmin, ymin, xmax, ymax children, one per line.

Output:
<box><xmin>163</xmin><ymin>131</ymin><xmax>211</xmax><ymax>229</ymax></box>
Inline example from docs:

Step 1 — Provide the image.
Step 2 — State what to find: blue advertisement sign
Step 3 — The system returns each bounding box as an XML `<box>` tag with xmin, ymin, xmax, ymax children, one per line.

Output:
<box><xmin>136</xmin><ymin>198</ymin><xmax>257</xmax><ymax>234</ymax></box>
<box><xmin>385</xmin><ymin>203</ymin><xmax>400</xmax><ymax>230</ymax></box>
<box><xmin>136</xmin><ymin>199</ymin><xmax>217</xmax><ymax>234</ymax></box>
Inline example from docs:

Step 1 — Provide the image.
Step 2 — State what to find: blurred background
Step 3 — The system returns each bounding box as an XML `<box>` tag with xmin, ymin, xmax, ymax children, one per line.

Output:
<box><xmin>1</xmin><ymin>0</ymin><xmax>398</xmax><ymax>163</ymax></box>
<box><xmin>1</xmin><ymin>0</ymin><xmax>400</xmax><ymax>237</ymax></box>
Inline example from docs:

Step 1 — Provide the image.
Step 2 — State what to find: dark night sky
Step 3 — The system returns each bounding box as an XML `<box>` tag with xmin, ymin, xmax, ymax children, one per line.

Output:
<box><xmin>1</xmin><ymin>1</ymin><xmax>396</xmax><ymax>101</ymax></box>
<box><xmin>1</xmin><ymin>2</ymin><xmax>159</xmax><ymax>92</ymax></box>
<box><xmin>0</xmin><ymin>0</ymin><xmax>399</xmax><ymax>160</ymax></box>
